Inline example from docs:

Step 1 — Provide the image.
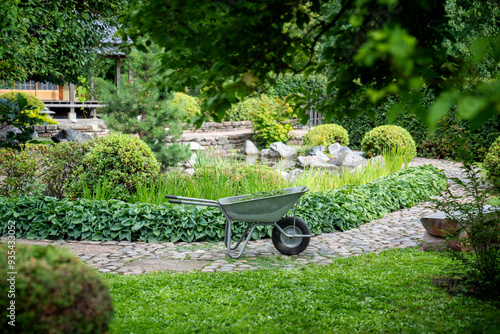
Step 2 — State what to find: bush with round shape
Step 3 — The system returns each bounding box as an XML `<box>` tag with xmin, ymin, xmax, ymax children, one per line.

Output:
<box><xmin>249</xmin><ymin>96</ymin><xmax>294</xmax><ymax>147</ymax></box>
<box><xmin>361</xmin><ymin>125</ymin><xmax>417</xmax><ymax>159</ymax></box>
<box><xmin>0</xmin><ymin>243</ymin><xmax>113</xmax><ymax>333</ymax></box>
<box><xmin>73</xmin><ymin>133</ymin><xmax>161</xmax><ymax>200</ymax></box>
<box><xmin>303</xmin><ymin>124</ymin><xmax>349</xmax><ymax>147</ymax></box>
<box><xmin>225</xmin><ymin>95</ymin><xmax>281</xmax><ymax>121</ymax></box>
<box><xmin>484</xmin><ymin>136</ymin><xmax>500</xmax><ymax>190</ymax></box>
<box><xmin>171</xmin><ymin>92</ymin><xmax>202</xmax><ymax>122</ymax></box>
<box><xmin>0</xmin><ymin>91</ymin><xmax>57</xmax><ymax>124</ymax></box>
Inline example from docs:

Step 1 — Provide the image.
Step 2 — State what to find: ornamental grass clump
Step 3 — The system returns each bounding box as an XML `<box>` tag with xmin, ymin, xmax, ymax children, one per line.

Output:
<box><xmin>303</xmin><ymin>124</ymin><xmax>349</xmax><ymax>147</ymax></box>
<box><xmin>361</xmin><ymin>125</ymin><xmax>416</xmax><ymax>159</ymax></box>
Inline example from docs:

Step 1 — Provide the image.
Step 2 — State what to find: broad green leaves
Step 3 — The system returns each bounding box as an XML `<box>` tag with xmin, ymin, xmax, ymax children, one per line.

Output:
<box><xmin>0</xmin><ymin>165</ymin><xmax>446</xmax><ymax>242</ymax></box>
<box><xmin>125</xmin><ymin>0</ymin><xmax>499</xmax><ymax>130</ymax></box>
<box><xmin>0</xmin><ymin>0</ymin><xmax>128</xmax><ymax>85</ymax></box>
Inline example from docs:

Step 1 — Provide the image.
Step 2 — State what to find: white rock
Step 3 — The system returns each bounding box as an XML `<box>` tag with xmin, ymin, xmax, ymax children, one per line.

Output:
<box><xmin>335</xmin><ymin>151</ymin><xmax>365</xmax><ymax>167</ymax></box>
<box><xmin>186</xmin><ymin>142</ymin><xmax>204</xmax><ymax>150</ymax></box>
<box><xmin>183</xmin><ymin>153</ymin><xmax>197</xmax><ymax>168</ymax></box>
<box><xmin>269</xmin><ymin>142</ymin><xmax>297</xmax><ymax>158</ymax></box>
<box><xmin>310</xmin><ymin>151</ymin><xmax>329</xmax><ymax>161</ymax></box>
<box><xmin>296</xmin><ymin>155</ymin><xmax>329</xmax><ymax>168</ymax></box>
<box><xmin>242</xmin><ymin>140</ymin><xmax>259</xmax><ymax>155</ymax></box>
<box><xmin>327</xmin><ymin>143</ymin><xmax>341</xmax><ymax>156</ymax></box>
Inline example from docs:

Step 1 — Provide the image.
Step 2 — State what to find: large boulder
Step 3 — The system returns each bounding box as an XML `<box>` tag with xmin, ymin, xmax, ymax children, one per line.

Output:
<box><xmin>260</xmin><ymin>149</ymin><xmax>272</xmax><ymax>157</ymax></box>
<box><xmin>268</xmin><ymin>142</ymin><xmax>297</xmax><ymax>158</ymax></box>
<box><xmin>242</xmin><ymin>140</ymin><xmax>259</xmax><ymax>155</ymax></box>
<box><xmin>310</xmin><ymin>145</ymin><xmax>326</xmax><ymax>154</ymax></box>
<box><xmin>52</xmin><ymin>128</ymin><xmax>92</xmax><ymax>143</ymax></box>
<box><xmin>335</xmin><ymin>150</ymin><xmax>365</xmax><ymax>167</ymax></box>
<box><xmin>309</xmin><ymin>150</ymin><xmax>329</xmax><ymax>161</ymax></box>
<box><xmin>296</xmin><ymin>155</ymin><xmax>329</xmax><ymax>168</ymax></box>
<box><xmin>420</xmin><ymin>211</ymin><xmax>462</xmax><ymax>237</ymax></box>
<box><xmin>186</xmin><ymin>141</ymin><xmax>204</xmax><ymax>150</ymax></box>
<box><xmin>328</xmin><ymin>143</ymin><xmax>351</xmax><ymax>158</ymax></box>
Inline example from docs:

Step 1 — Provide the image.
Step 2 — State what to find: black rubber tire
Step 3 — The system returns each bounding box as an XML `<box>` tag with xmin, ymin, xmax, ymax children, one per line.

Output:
<box><xmin>272</xmin><ymin>217</ymin><xmax>310</xmax><ymax>255</ymax></box>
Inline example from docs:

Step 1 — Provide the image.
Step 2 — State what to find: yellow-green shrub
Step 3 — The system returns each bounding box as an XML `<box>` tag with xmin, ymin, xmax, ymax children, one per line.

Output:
<box><xmin>0</xmin><ymin>91</ymin><xmax>57</xmax><ymax>125</ymax></box>
<box><xmin>303</xmin><ymin>124</ymin><xmax>349</xmax><ymax>147</ymax></box>
<box><xmin>248</xmin><ymin>96</ymin><xmax>294</xmax><ymax>147</ymax></box>
<box><xmin>484</xmin><ymin>136</ymin><xmax>500</xmax><ymax>190</ymax></box>
<box><xmin>171</xmin><ymin>92</ymin><xmax>202</xmax><ymax>122</ymax></box>
<box><xmin>361</xmin><ymin>125</ymin><xmax>416</xmax><ymax>159</ymax></box>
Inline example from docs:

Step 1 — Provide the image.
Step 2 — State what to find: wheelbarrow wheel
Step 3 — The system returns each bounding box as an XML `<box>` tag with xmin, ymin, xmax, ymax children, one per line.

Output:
<box><xmin>272</xmin><ymin>217</ymin><xmax>310</xmax><ymax>255</ymax></box>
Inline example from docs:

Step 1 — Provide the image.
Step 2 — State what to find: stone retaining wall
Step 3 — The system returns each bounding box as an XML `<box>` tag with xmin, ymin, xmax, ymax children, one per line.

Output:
<box><xmin>178</xmin><ymin>132</ymin><xmax>254</xmax><ymax>152</ymax></box>
<box><xmin>32</xmin><ymin>120</ymin><xmax>305</xmax><ymax>151</ymax></box>
<box><xmin>181</xmin><ymin>120</ymin><xmax>303</xmax><ymax>133</ymax></box>
<box><xmin>34</xmin><ymin>124</ymin><xmax>110</xmax><ymax>138</ymax></box>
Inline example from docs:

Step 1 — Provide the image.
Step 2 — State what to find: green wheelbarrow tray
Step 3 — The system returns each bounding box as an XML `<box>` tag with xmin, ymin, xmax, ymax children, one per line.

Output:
<box><xmin>166</xmin><ymin>186</ymin><xmax>314</xmax><ymax>258</ymax></box>
<box><xmin>218</xmin><ymin>186</ymin><xmax>309</xmax><ymax>223</ymax></box>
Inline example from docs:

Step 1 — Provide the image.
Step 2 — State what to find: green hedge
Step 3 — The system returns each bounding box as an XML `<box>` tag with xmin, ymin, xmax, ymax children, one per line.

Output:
<box><xmin>333</xmin><ymin>100</ymin><xmax>500</xmax><ymax>162</ymax></box>
<box><xmin>0</xmin><ymin>166</ymin><xmax>446</xmax><ymax>242</ymax></box>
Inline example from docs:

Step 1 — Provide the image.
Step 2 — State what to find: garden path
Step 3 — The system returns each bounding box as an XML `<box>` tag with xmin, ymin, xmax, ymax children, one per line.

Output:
<box><xmin>14</xmin><ymin>158</ymin><xmax>466</xmax><ymax>274</ymax></box>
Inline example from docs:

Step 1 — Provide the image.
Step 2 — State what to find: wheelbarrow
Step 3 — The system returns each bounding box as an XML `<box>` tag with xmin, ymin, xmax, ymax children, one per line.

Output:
<box><xmin>165</xmin><ymin>186</ymin><xmax>313</xmax><ymax>258</ymax></box>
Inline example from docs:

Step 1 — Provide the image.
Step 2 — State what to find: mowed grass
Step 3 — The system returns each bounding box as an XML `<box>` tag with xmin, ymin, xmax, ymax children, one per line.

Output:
<box><xmin>102</xmin><ymin>248</ymin><xmax>500</xmax><ymax>334</ymax></box>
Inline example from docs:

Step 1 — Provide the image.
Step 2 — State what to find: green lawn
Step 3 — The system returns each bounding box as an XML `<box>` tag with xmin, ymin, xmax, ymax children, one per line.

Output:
<box><xmin>103</xmin><ymin>248</ymin><xmax>500</xmax><ymax>334</ymax></box>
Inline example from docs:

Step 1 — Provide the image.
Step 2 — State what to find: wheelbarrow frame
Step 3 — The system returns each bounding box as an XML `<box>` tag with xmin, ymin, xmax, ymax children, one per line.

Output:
<box><xmin>166</xmin><ymin>186</ymin><xmax>313</xmax><ymax>258</ymax></box>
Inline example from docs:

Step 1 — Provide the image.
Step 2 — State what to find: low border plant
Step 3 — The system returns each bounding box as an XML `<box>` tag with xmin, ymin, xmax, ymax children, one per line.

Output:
<box><xmin>0</xmin><ymin>165</ymin><xmax>447</xmax><ymax>242</ymax></box>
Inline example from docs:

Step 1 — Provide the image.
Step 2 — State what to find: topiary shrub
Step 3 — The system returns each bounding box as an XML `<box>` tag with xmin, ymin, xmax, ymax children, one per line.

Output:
<box><xmin>303</xmin><ymin>124</ymin><xmax>349</xmax><ymax>147</ymax></box>
<box><xmin>225</xmin><ymin>95</ymin><xmax>278</xmax><ymax>121</ymax></box>
<box><xmin>71</xmin><ymin>133</ymin><xmax>161</xmax><ymax>200</ymax></box>
<box><xmin>0</xmin><ymin>91</ymin><xmax>57</xmax><ymax>125</ymax></box>
<box><xmin>0</xmin><ymin>144</ymin><xmax>49</xmax><ymax>197</ymax></box>
<box><xmin>172</xmin><ymin>92</ymin><xmax>202</xmax><ymax>122</ymax></box>
<box><xmin>361</xmin><ymin>125</ymin><xmax>417</xmax><ymax>159</ymax></box>
<box><xmin>248</xmin><ymin>96</ymin><xmax>294</xmax><ymax>147</ymax></box>
<box><xmin>0</xmin><ymin>243</ymin><xmax>113</xmax><ymax>333</ymax></box>
<box><xmin>484</xmin><ymin>136</ymin><xmax>500</xmax><ymax>190</ymax></box>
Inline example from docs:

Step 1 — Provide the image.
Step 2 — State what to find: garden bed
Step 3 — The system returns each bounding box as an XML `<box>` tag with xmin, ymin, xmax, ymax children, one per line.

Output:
<box><xmin>0</xmin><ymin>165</ymin><xmax>447</xmax><ymax>243</ymax></box>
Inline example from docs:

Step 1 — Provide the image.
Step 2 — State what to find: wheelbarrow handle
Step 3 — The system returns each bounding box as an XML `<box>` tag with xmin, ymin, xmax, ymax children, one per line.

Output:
<box><xmin>169</xmin><ymin>199</ymin><xmax>182</xmax><ymax>204</ymax></box>
<box><xmin>165</xmin><ymin>195</ymin><xmax>178</xmax><ymax>199</ymax></box>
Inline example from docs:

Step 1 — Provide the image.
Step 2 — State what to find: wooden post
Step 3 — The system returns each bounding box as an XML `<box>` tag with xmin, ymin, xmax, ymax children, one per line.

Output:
<box><xmin>90</xmin><ymin>76</ymin><xmax>97</xmax><ymax>119</ymax></box>
<box><xmin>68</xmin><ymin>83</ymin><xmax>77</xmax><ymax>121</ymax></box>
<box><xmin>116</xmin><ymin>58</ymin><xmax>121</xmax><ymax>87</ymax></box>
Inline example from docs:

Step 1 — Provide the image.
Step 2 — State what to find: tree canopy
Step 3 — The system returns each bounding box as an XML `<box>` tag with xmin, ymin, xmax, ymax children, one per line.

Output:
<box><xmin>0</xmin><ymin>0</ymin><xmax>128</xmax><ymax>86</ymax></box>
<box><xmin>125</xmin><ymin>0</ymin><xmax>500</xmax><ymax>129</ymax></box>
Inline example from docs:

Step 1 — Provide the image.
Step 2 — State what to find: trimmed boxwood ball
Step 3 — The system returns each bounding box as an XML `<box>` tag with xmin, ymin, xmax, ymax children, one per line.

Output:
<box><xmin>73</xmin><ymin>132</ymin><xmax>161</xmax><ymax>200</ymax></box>
<box><xmin>172</xmin><ymin>92</ymin><xmax>202</xmax><ymax>122</ymax></box>
<box><xmin>361</xmin><ymin>125</ymin><xmax>417</xmax><ymax>159</ymax></box>
<box><xmin>0</xmin><ymin>243</ymin><xmax>113</xmax><ymax>333</ymax></box>
<box><xmin>484</xmin><ymin>136</ymin><xmax>500</xmax><ymax>189</ymax></box>
<box><xmin>303</xmin><ymin>124</ymin><xmax>349</xmax><ymax>147</ymax></box>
